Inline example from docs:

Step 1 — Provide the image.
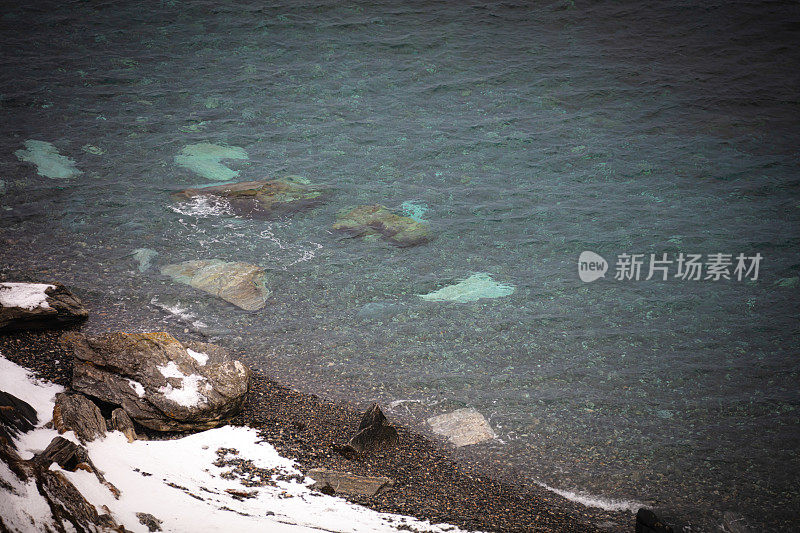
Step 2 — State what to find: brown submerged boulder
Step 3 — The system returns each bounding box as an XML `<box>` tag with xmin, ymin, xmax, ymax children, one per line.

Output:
<box><xmin>160</xmin><ymin>259</ymin><xmax>270</xmax><ymax>311</ymax></box>
<box><xmin>0</xmin><ymin>282</ymin><xmax>88</xmax><ymax>332</ymax></box>
<box><xmin>175</xmin><ymin>176</ymin><xmax>329</xmax><ymax>218</ymax></box>
<box><xmin>333</xmin><ymin>205</ymin><xmax>433</xmax><ymax>247</ymax></box>
<box><xmin>61</xmin><ymin>332</ymin><xmax>250</xmax><ymax>432</ymax></box>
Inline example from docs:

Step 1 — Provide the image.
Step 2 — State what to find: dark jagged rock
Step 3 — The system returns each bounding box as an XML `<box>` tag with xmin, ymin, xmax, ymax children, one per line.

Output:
<box><xmin>307</xmin><ymin>468</ymin><xmax>393</xmax><ymax>497</ymax></box>
<box><xmin>333</xmin><ymin>205</ymin><xmax>433</xmax><ymax>247</ymax></box>
<box><xmin>347</xmin><ymin>403</ymin><xmax>399</xmax><ymax>454</ymax></box>
<box><xmin>1</xmin><ymin>441</ymin><xmax>125</xmax><ymax>532</ymax></box>
<box><xmin>0</xmin><ymin>282</ymin><xmax>88</xmax><ymax>332</ymax></box>
<box><xmin>34</xmin><ymin>436</ymin><xmax>93</xmax><ymax>472</ymax></box>
<box><xmin>111</xmin><ymin>408</ymin><xmax>138</xmax><ymax>442</ymax></box>
<box><xmin>136</xmin><ymin>512</ymin><xmax>163</xmax><ymax>532</ymax></box>
<box><xmin>0</xmin><ymin>390</ymin><xmax>37</xmax><ymax>448</ymax></box>
<box><xmin>635</xmin><ymin>508</ymin><xmax>674</xmax><ymax>533</ymax></box>
<box><xmin>175</xmin><ymin>176</ymin><xmax>330</xmax><ymax>219</ymax></box>
<box><xmin>722</xmin><ymin>511</ymin><xmax>752</xmax><ymax>533</ymax></box>
<box><xmin>53</xmin><ymin>392</ymin><xmax>107</xmax><ymax>443</ymax></box>
<box><xmin>62</xmin><ymin>331</ymin><xmax>250</xmax><ymax>432</ymax></box>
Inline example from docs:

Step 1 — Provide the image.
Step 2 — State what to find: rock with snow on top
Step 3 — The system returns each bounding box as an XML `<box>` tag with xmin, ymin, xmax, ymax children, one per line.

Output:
<box><xmin>0</xmin><ymin>282</ymin><xmax>88</xmax><ymax>332</ymax></box>
<box><xmin>62</xmin><ymin>331</ymin><xmax>250</xmax><ymax>432</ymax></box>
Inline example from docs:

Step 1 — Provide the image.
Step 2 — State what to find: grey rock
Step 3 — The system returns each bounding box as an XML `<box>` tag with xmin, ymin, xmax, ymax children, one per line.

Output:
<box><xmin>161</xmin><ymin>259</ymin><xmax>270</xmax><ymax>311</ymax></box>
<box><xmin>0</xmin><ymin>282</ymin><xmax>88</xmax><ymax>332</ymax></box>
<box><xmin>62</xmin><ymin>331</ymin><xmax>250</xmax><ymax>432</ymax></box>
<box><xmin>53</xmin><ymin>392</ymin><xmax>107</xmax><ymax>443</ymax></box>
<box><xmin>357</xmin><ymin>301</ymin><xmax>400</xmax><ymax>320</ymax></box>
<box><xmin>133</xmin><ymin>248</ymin><xmax>158</xmax><ymax>272</ymax></box>
<box><xmin>307</xmin><ymin>468</ymin><xmax>392</xmax><ymax>496</ymax></box>
<box><xmin>0</xmin><ymin>390</ymin><xmax>38</xmax><ymax>448</ymax></box>
<box><xmin>426</xmin><ymin>407</ymin><xmax>494</xmax><ymax>447</ymax></box>
<box><xmin>111</xmin><ymin>408</ymin><xmax>138</xmax><ymax>442</ymax></box>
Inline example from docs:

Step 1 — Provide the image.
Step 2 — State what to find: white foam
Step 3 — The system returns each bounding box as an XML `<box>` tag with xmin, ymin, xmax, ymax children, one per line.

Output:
<box><xmin>535</xmin><ymin>481</ymin><xmax>642</xmax><ymax>512</ymax></box>
<box><xmin>0</xmin><ymin>282</ymin><xmax>55</xmax><ymax>310</ymax></box>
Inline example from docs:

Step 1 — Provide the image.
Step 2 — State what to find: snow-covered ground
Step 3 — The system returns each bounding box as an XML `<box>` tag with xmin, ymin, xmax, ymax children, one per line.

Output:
<box><xmin>0</xmin><ymin>353</ymin><xmax>474</xmax><ymax>533</ymax></box>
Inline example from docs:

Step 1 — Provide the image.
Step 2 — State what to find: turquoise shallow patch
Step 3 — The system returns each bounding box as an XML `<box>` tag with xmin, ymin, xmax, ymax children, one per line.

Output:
<box><xmin>174</xmin><ymin>143</ymin><xmax>248</xmax><ymax>181</ymax></box>
<box><xmin>400</xmin><ymin>200</ymin><xmax>428</xmax><ymax>222</ymax></box>
<box><xmin>419</xmin><ymin>273</ymin><xmax>515</xmax><ymax>303</ymax></box>
<box><xmin>14</xmin><ymin>140</ymin><xmax>81</xmax><ymax>179</ymax></box>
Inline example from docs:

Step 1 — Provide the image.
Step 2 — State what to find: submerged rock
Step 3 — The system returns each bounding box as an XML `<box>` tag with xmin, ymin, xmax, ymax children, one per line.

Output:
<box><xmin>426</xmin><ymin>408</ymin><xmax>495</xmax><ymax>447</ymax></box>
<box><xmin>174</xmin><ymin>142</ymin><xmax>248</xmax><ymax>181</ymax></box>
<box><xmin>175</xmin><ymin>176</ymin><xmax>329</xmax><ymax>219</ymax></box>
<box><xmin>419</xmin><ymin>273</ymin><xmax>515</xmax><ymax>303</ymax></box>
<box><xmin>62</xmin><ymin>331</ymin><xmax>250</xmax><ymax>432</ymax></box>
<box><xmin>14</xmin><ymin>139</ymin><xmax>82</xmax><ymax>179</ymax></box>
<box><xmin>133</xmin><ymin>248</ymin><xmax>158</xmax><ymax>272</ymax></box>
<box><xmin>0</xmin><ymin>282</ymin><xmax>88</xmax><ymax>332</ymax></box>
<box><xmin>333</xmin><ymin>204</ymin><xmax>433</xmax><ymax>247</ymax></box>
<box><xmin>635</xmin><ymin>508</ymin><xmax>674</xmax><ymax>533</ymax></box>
<box><xmin>307</xmin><ymin>468</ymin><xmax>392</xmax><ymax>497</ymax></box>
<box><xmin>161</xmin><ymin>259</ymin><xmax>270</xmax><ymax>311</ymax></box>
<box><xmin>53</xmin><ymin>393</ymin><xmax>107</xmax><ymax>443</ymax></box>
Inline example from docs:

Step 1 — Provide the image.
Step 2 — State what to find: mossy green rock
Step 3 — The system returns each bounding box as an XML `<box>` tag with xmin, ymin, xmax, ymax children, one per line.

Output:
<box><xmin>161</xmin><ymin>260</ymin><xmax>269</xmax><ymax>311</ymax></box>
<box><xmin>333</xmin><ymin>205</ymin><xmax>433</xmax><ymax>247</ymax></box>
<box><xmin>175</xmin><ymin>176</ymin><xmax>329</xmax><ymax>218</ymax></box>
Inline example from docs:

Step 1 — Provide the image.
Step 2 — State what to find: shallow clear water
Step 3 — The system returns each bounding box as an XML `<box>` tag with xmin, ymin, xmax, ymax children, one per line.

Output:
<box><xmin>1</xmin><ymin>1</ymin><xmax>799</xmax><ymax>530</ymax></box>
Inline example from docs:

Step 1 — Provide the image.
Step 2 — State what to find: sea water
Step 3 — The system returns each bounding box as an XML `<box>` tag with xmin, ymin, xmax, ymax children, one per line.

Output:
<box><xmin>1</xmin><ymin>1</ymin><xmax>798</xmax><ymax>530</ymax></box>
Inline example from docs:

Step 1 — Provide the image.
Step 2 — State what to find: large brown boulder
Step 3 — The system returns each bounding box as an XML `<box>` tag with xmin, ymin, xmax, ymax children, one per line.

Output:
<box><xmin>333</xmin><ymin>205</ymin><xmax>433</xmax><ymax>247</ymax></box>
<box><xmin>160</xmin><ymin>259</ymin><xmax>270</xmax><ymax>311</ymax></box>
<box><xmin>174</xmin><ymin>176</ymin><xmax>329</xmax><ymax>218</ymax></box>
<box><xmin>61</xmin><ymin>332</ymin><xmax>250</xmax><ymax>432</ymax></box>
<box><xmin>0</xmin><ymin>282</ymin><xmax>88</xmax><ymax>332</ymax></box>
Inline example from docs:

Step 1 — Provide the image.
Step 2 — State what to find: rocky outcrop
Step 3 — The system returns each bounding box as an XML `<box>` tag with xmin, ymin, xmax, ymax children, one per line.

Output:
<box><xmin>347</xmin><ymin>403</ymin><xmax>399</xmax><ymax>454</ymax></box>
<box><xmin>0</xmin><ymin>440</ymin><xmax>124</xmax><ymax>532</ymax></box>
<box><xmin>53</xmin><ymin>392</ymin><xmax>107</xmax><ymax>443</ymax></box>
<box><xmin>307</xmin><ymin>468</ymin><xmax>393</xmax><ymax>497</ymax></box>
<box><xmin>333</xmin><ymin>205</ymin><xmax>433</xmax><ymax>247</ymax></box>
<box><xmin>0</xmin><ymin>391</ymin><xmax>37</xmax><ymax>448</ymax></box>
<box><xmin>0</xmin><ymin>282</ymin><xmax>88</xmax><ymax>332</ymax></box>
<box><xmin>62</xmin><ymin>332</ymin><xmax>250</xmax><ymax>432</ymax></box>
<box><xmin>175</xmin><ymin>176</ymin><xmax>329</xmax><ymax>218</ymax></box>
<box><xmin>160</xmin><ymin>260</ymin><xmax>270</xmax><ymax>311</ymax></box>
<box><xmin>426</xmin><ymin>408</ymin><xmax>495</xmax><ymax>447</ymax></box>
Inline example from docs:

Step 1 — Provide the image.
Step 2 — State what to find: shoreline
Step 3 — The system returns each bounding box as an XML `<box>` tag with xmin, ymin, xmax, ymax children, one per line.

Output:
<box><xmin>0</xmin><ymin>323</ymin><xmax>633</xmax><ymax>532</ymax></box>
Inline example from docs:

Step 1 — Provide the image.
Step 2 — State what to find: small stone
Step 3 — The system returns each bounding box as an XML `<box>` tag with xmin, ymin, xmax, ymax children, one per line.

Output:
<box><xmin>136</xmin><ymin>512</ymin><xmax>163</xmax><ymax>532</ymax></box>
<box><xmin>426</xmin><ymin>408</ymin><xmax>494</xmax><ymax>447</ymax></box>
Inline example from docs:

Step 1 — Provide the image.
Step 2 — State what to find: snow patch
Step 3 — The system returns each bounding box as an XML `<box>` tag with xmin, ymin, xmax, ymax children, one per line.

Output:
<box><xmin>0</xmin><ymin>282</ymin><xmax>55</xmax><ymax>310</ymax></box>
<box><xmin>157</xmin><ymin>362</ymin><xmax>208</xmax><ymax>407</ymax></box>
<box><xmin>128</xmin><ymin>380</ymin><xmax>145</xmax><ymax>397</ymax></box>
<box><xmin>186</xmin><ymin>349</ymin><xmax>208</xmax><ymax>366</ymax></box>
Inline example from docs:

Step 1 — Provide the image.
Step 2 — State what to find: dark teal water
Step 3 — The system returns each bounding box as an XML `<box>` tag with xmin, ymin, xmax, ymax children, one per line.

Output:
<box><xmin>1</xmin><ymin>1</ymin><xmax>799</xmax><ymax>530</ymax></box>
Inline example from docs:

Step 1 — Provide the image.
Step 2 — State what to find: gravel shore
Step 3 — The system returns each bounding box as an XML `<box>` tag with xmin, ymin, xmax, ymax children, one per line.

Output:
<box><xmin>0</xmin><ymin>326</ymin><xmax>632</xmax><ymax>532</ymax></box>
